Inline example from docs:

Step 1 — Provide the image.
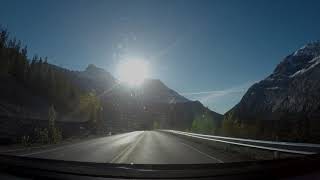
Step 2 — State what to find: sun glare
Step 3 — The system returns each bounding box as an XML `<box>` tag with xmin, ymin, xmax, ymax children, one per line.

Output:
<box><xmin>117</xmin><ymin>59</ymin><xmax>149</xmax><ymax>86</ymax></box>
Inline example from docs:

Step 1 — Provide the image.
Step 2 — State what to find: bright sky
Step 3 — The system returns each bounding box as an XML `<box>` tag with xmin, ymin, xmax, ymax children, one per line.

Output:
<box><xmin>1</xmin><ymin>0</ymin><xmax>320</xmax><ymax>114</ymax></box>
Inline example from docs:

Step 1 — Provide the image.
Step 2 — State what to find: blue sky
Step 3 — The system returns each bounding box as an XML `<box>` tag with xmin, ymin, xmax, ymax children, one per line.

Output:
<box><xmin>1</xmin><ymin>0</ymin><xmax>320</xmax><ymax>113</ymax></box>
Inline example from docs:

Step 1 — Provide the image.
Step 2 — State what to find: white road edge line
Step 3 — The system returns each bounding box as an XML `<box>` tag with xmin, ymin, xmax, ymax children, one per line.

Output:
<box><xmin>170</xmin><ymin>130</ymin><xmax>316</xmax><ymax>155</ymax></box>
<box><xmin>21</xmin><ymin>144</ymin><xmax>80</xmax><ymax>156</ymax></box>
<box><xmin>180</xmin><ymin>142</ymin><xmax>224</xmax><ymax>163</ymax></box>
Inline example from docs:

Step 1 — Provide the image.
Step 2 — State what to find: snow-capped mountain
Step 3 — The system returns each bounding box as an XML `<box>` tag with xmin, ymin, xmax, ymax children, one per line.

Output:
<box><xmin>224</xmin><ymin>41</ymin><xmax>320</xmax><ymax>141</ymax></box>
<box><xmin>272</xmin><ymin>41</ymin><xmax>320</xmax><ymax>79</ymax></box>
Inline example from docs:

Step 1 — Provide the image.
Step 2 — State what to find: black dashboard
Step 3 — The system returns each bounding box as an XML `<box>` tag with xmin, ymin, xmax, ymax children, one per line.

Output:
<box><xmin>0</xmin><ymin>154</ymin><xmax>319</xmax><ymax>179</ymax></box>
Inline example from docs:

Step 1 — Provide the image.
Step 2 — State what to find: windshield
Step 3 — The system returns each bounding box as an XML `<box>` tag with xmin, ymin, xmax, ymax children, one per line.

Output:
<box><xmin>0</xmin><ymin>0</ymin><xmax>320</xmax><ymax>166</ymax></box>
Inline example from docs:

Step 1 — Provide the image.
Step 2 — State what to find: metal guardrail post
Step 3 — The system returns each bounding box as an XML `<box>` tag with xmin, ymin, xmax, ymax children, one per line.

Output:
<box><xmin>274</xmin><ymin>151</ymin><xmax>279</xmax><ymax>159</ymax></box>
<box><xmin>274</xmin><ymin>136</ymin><xmax>279</xmax><ymax>159</ymax></box>
<box><xmin>225</xmin><ymin>143</ymin><xmax>230</xmax><ymax>152</ymax></box>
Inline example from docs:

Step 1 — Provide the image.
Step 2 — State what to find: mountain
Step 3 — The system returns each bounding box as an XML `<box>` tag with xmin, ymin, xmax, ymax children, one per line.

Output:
<box><xmin>69</xmin><ymin>64</ymin><xmax>188</xmax><ymax>104</ymax></box>
<box><xmin>71</xmin><ymin>64</ymin><xmax>117</xmax><ymax>94</ymax></box>
<box><xmin>224</xmin><ymin>41</ymin><xmax>320</xmax><ymax>142</ymax></box>
<box><xmin>73</xmin><ymin>65</ymin><xmax>222</xmax><ymax>132</ymax></box>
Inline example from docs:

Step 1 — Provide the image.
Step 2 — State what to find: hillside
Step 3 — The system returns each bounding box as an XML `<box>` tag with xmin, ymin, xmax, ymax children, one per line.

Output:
<box><xmin>0</xmin><ymin>75</ymin><xmax>49</xmax><ymax>118</ymax></box>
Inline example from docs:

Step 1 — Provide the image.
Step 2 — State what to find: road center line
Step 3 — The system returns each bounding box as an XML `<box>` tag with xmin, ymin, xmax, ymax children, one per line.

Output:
<box><xmin>180</xmin><ymin>142</ymin><xmax>224</xmax><ymax>163</ymax></box>
<box><xmin>110</xmin><ymin>131</ymin><xmax>145</xmax><ymax>163</ymax></box>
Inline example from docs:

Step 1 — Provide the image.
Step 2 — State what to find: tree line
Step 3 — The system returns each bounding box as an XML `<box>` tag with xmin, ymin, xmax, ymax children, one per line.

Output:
<box><xmin>0</xmin><ymin>27</ymin><xmax>103</xmax><ymax>144</ymax></box>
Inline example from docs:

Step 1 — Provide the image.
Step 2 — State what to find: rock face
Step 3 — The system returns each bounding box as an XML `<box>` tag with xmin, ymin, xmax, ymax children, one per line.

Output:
<box><xmin>224</xmin><ymin>42</ymin><xmax>320</xmax><ymax>142</ymax></box>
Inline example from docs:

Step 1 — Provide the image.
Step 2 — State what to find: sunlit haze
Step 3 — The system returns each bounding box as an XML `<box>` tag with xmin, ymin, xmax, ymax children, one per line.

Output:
<box><xmin>117</xmin><ymin>59</ymin><xmax>149</xmax><ymax>86</ymax></box>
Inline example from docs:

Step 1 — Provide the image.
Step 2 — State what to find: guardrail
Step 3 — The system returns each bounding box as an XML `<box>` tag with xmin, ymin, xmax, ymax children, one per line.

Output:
<box><xmin>162</xmin><ymin>130</ymin><xmax>320</xmax><ymax>157</ymax></box>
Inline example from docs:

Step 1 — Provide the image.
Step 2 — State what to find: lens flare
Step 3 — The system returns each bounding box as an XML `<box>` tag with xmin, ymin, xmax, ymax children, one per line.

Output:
<box><xmin>117</xmin><ymin>59</ymin><xmax>149</xmax><ymax>86</ymax></box>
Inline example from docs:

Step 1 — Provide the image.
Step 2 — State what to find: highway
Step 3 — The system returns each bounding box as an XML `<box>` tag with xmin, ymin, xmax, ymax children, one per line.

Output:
<box><xmin>17</xmin><ymin>131</ymin><xmax>249</xmax><ymax>164</ymax></box>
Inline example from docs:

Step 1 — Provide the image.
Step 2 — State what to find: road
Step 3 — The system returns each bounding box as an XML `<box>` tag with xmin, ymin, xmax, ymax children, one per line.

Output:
<box><xmin>16</xmin><ymin>131</ymin><xmax>249</xmax><ymax>164</ymax></box>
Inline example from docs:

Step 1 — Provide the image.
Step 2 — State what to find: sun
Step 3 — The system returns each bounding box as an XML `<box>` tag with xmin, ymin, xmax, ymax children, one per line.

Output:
<box><xmin>117</xmin><ymin>59</ymin><xmax>149</xmax><ymax>86</ymax></box>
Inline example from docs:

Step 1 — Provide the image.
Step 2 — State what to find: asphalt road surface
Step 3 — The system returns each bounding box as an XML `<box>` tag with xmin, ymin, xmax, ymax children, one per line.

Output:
<box><xmin>17</xmin><ymin>131</ymin><xmax>249</xmax><ymax>164</ymax></box>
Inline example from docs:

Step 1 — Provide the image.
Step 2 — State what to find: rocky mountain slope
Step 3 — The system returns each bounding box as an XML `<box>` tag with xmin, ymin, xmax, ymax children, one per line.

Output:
<box><xmin>224</xmin><ymin>41</ymin><xmax>320</xmax><ymax>142</ymax></box>
<box><xmin>71</xmin><ymin>64</ymin><xmax>117</xmax><ymax>94</ymax></box>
